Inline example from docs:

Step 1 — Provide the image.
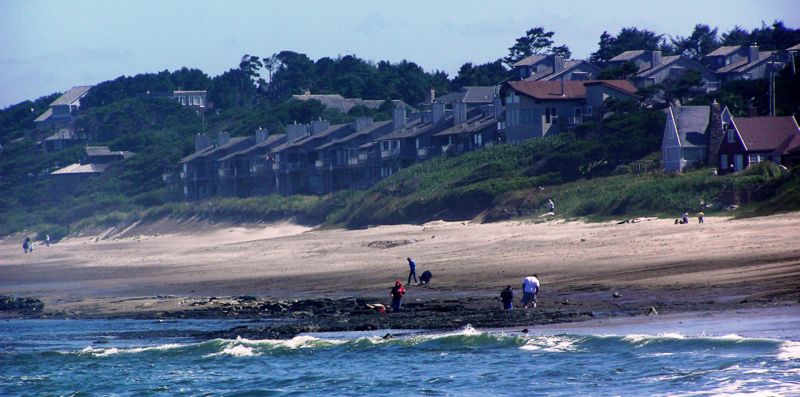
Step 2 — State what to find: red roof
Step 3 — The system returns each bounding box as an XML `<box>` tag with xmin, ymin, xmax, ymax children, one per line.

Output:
<box><xmin>506</xmin><ymin>80</ymin><xmax>638</xmax><ymax>100</ymax></box>
<box><xmin>731</xmin><ymin>116</ymin><xmax>800</xmax><ymax>153</ymax></box>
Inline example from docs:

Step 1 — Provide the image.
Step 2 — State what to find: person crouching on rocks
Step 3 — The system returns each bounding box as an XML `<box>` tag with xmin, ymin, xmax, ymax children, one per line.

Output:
<box><xmin>390</xmin><ymin>280</ymin><xmax>406</xmax><ymax>312</ymax></box>
<box><xmin>501</xmin><ymin>285</ymin><xmax>514</xmax><ymax>311</ymax></box>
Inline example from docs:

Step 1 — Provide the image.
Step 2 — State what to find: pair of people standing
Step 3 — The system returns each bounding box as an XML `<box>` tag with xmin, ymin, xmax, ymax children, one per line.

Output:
<box><xmin>500</xmin><ymin>275</ymin><xmax>540</xmax><ymax>310</ymax></box>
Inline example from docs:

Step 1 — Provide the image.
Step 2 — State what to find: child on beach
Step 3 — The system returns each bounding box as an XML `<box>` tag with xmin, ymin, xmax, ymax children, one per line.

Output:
<box><xmin>500</xmin><ymin>286</ymin><xmax>514</xmax><ymax>311</ymax></box>
<box><xmin>390</xmin><ymin>281</ymin><xmax>406</xmax><ymax>312</ymax></box>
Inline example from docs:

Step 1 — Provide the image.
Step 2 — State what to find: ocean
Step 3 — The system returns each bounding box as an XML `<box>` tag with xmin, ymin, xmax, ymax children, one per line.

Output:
<box><xmin>2</xmin><ymin>318</ymin><xmax>799</xmax><ymax>396</ymax></box>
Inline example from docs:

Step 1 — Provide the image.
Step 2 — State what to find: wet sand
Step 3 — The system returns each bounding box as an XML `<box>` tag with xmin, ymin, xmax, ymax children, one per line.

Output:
<box><xmin>1</xmin><ymin>214</ymin><xmax>799</xmax><ymax>333</ymax></box>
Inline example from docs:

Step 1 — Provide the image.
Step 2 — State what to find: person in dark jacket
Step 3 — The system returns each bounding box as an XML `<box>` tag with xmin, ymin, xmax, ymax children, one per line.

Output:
<box><xmin>419</xmin><ymin>270</ymin><xmax>432</xmax><ymax>285</ymax></box>
<box><xmin>500</xmin><ymin>285</ymin><xmax>514</xmax><ymax>311</ymax></box>
<box><xmin>406</xmin><ymin>257</ymin><xmax>418</xmax><ymax>285</ymax></box>
<box><xmin>22</xmin><ymin>237</ymin><xmax>30</xmax><ymax>253</ymax></box>
<box><xmin>390</xmin><ymin>281</ymin><xmax>406</xmax><ymax>312</ymax></box>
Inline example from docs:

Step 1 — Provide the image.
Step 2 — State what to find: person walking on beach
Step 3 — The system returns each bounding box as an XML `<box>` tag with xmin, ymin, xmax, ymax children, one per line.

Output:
<box><xmin>521</xmin><ymin>275</ymin><xmax>540</xmax><ymax>309</ymax></box>
<box><xmin>697</xmin><ymin>211</ymin><xmax>705</xmax><ymax>224</ymax></box>
<box><xmin>390</xmin><ymin>281</ymin><xmax>406</xmax><ymax>312</ymax></box>
<box><xmin>500</xmin><ymin>285</ymin><xmax>514</xmax><ymax>311</ymax></box>
<box><xmin>45</xmin><ymin>234</ymin><xmax>50</xmax><ymax>247</ymax></box>
<box><xmin>547</xmin><ymin>198</ymin><xmax>555</xmax><ymax>214</ymax></box>
<box><xmin>406</xmin><ymin>257</ymin><xmax>418</xmax><ymax>285</ymax></box>
<box><xmin>22</xmin><ymin>237</ymin><xmax>30</xmax><ymax>253</ymax></box>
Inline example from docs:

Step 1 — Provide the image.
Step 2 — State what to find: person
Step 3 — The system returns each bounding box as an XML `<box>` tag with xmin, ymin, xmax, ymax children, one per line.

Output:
<box><xmin>682</xmin><ymin>211</ymin><xmax>689</xmax><ymax>224</ymax></box>
<box><xmin>22</xmin><ymin>237</ymin><xmax>30</xmax><ymax>254</ymax></box>
<box><xmin>521</xmin><ymin>275</ymin><xmax>540</xmax><ymax>309</ymax></box>
<box><xmin>419</xmin><ymin>270</ymin><xmax>432</xmax><ymax>285</ymax></box>
<box><xmin>390</xmin><ymin>281</ymin><xmax>406</xmax><ymax>312</ymax></box>
<box><xmin>697</xmin><ymin>211</ymin><xmax>705</xmax><ymax>224</ymax></box>
<box><xmin>45</xmin><ymin>234</ymin><xmax>50</xmax><ymax>247</ymax></box>
<box><xmin>406</xmin><ymin>257</ymin><xmax>417</xmax><ymax>285</ymax></box>
<box><xmin>547</xmin><ymin>198</ymin><xmax>555</xmax><ymax>213</ymax></box>
<box><xmin>500</xmin><ymin>285</ymin><xmax>514</xmax><ymax>311</ymax></box>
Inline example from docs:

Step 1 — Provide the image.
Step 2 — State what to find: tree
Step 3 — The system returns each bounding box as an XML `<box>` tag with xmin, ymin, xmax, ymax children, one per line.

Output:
<box><xmin>662</xmin><ymin>71</ymin><xmax>704</xmax><ymax>104</ymax></box>
<box><xmin>672</xmin><ymin>24</ymin><xmax>720</xmax><ymax>60</ymax></box>
<box><xmin>597</xmin><ymin>61</ymin><xmax>640</xmax><ymax>80</ymax></box>
<box><xmin>504</xmin><ymin>27</ymin><xmax>570</xmax><ymax>65</ymax></box>
<box><xmin>720</xmin><ymin>25</ymin><xmax>751</xmax><ymax>46</ymax></box>
<box><xmin>450</xmin><ymin>60</ymin><xmax>507</xmax><ymax>90</ymax></box>
<box><xmin>590</xmin><ymin>27</ymin><xmax>668</xmax><ymax>64</ymax></box>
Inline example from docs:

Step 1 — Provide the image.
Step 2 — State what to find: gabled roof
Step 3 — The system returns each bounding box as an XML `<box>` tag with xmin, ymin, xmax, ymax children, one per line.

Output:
<box><xmin>788</xmin><ymin>43</ymin><xmax>800</xmax><ymax>51</ymax></box>
<box><xmin>434</xmin><ymin>86</ymin><xmax>495</xmax><ymax>105</ymax></box>
<box><xmin>51</xmin><ymin>86</ymin><xmax>93</xmax><ymax>106</ymax></box>
<box><xmin>669</xmin><ymin>106</ymin><xmax>710</xmax><ymax>148</ymax></box>
<box><xmin>511</xmin><ymin>54</ymin><xmax>548</xmax><ymax>67</ymax></box>
<box><xmin>34</xmin><ymin>108</ymin><xmax>53</xmax><ymax>123</ymax></box>
<box><xmin>51</xmin><ymin>163</ymin><xmax>110</xmax><ymax>175</ymax></box>
<box><xmin>705</xmin><ymin>46</ymin><xmax>741</xmax><ymax>57</ymax></box>
<box><xmin>433</xmin><ymin>113</ymin><xmax>496</xmax><ymax>137</ymax></box>
<box><xmin>540</xmin><ymin>60</ymin><xmax>602</xmax><ymax>81</ymax></box>
<box><xmin>179</xmin><ymin>137</ymin><xmax>251</xmax><ymax>163</ymax></box>
<box><xmin>635</xmin><ymin>55</ymin><xmax>681</xmax><ymax>76</ymax></box>
<box><xmin>315</xmin><ymin>120</ymin><xmax>394</xmax><ymax>150</ymax></box>
<box><xmin>731</xmin><ymin>116</ymin><xmax>800</xmax><ymax>152</ymax></box>
<box><xmin>290</xmin><ymin>94</ymin><xmax>415</xmax><ymax>113</ymax></box>
<box><xmin>716</xmin><ymin>51</ymin><xmax>776</xmax><ymax>73</ymax></box>
<box><xmin>44</xmin><ymin>129</ymin><xmax>78</xmax><ymax>141</ymax></box>
<box><xmin>85</xmin><ymin>146</ymin><xmax>113</xmax><ymax>156</ymax></box>
<box><xmin>218</xmin><ymin>134</ymin><xmax>286</xmax><ymax>161</ymax></box>
<box><xmin>609</xmin><ymin>50</ymin><xmax>645</xmax><ymax>62</ymax></box>
<box><xmin>506</xmin><ymin>80</ymin><xmax>638</xmax><ymax>101</ymax></box>
<box><xmin>270</xmin><ymin>123</ymin><xmax>353</xmax><ymax>153</ymax></box>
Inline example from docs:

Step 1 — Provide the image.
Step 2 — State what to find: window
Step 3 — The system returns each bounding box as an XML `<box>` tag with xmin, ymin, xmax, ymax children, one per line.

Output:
<box><xmin>474</xmin><ymin>133</ymin><xmax>482</xmax><ymax>147</ymax></box>
<box><xmin>574</xmin><ymin>108</ymin><xmax>582</xmax><ymax>117</ymax></box>
<box><xmin>545</xmin><ymin>107</ymin><xmax>557</xmax><ymax>124</ymax></box>
<box><xmin>193</xmin><ymin>96</ymin><xmax>200</xmax><ymax>105</ymax></box>
<box><xmin>545</xmin><ymin>108</ymin><xmax>551</xmax><ymax>124</ymax></box>
<box><xmin>586</xmin><ymin>106</ymin><xmax>593</xmax><ymax>116</ymax></box>
<box><xmin>720</xmin><ymin>154</ymin><xmax>728</xmax><ymax>169</ymax></box>
<box><xmin>727</xmin><ymin>130</ymin><xmax>735</xmax><ymax>143</ymax></box>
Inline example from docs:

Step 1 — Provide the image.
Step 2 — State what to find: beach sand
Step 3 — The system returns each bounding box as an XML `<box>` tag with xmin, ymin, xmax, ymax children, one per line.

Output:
<box><xmin>1</xmin><ymin>214</ymin><xmax>799</xmax><ymax>324</ymax></box>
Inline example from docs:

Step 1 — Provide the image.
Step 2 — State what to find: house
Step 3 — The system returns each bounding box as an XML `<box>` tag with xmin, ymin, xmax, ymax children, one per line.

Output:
<box><xmin>704</xmin><ymin>45</ymin><xmax>782</xmax><ymax>82</ymax></box>
<box><xmin>432</xmin><ymin>100</ymin><xmax>501</xmax><ymax>156</ymax></box>
<box><xmin>50</xmin><ymin>145</ymin><xmax>134</xmax><ymax>193</ymax></box>
<box><xmin>510</xmin><ymin>54</ymin><xmax>602</xmax><ymax>82</ymax></box>
<box><xmin>43</xmin><ymin>129</ymin><xmax>85</xmax><ymax>152</ymax></box>
<box><xmin>661</xmin><ymin>104</ymin><xmax>726</xmax><ymax>172</ymax></box>
<box><xmin>608</xmin><ymin>50</ymin><xmax>719</xmax><ymax>90</ymax></box>
<box><xmin>289</xmin><ymin>93</ymin><xmax>415</xmax><ymax>114</ymax></box>
<box><xmin>217</xmin><ymin>128</ymin><xmax>286</xmax><ymax>197</ymax></box>
<box><xmin>173</xmin><ymin>90</ymin><xmax>207</xmax><ymax>111</ymax></box>
<box><xmin>178</xmin><ymin>133</ymin><xmax>254</xmax><ymax>200</ymax></box>
<box><xmin>34</xmin><ymin>85</ymin><xmax>93</xmax><ymax>132</ymax></box>
<box><xmin>500</xmin><ymin>79</ymin><xmax>639</xmax><ymax>144</ymax></box>
<box><xmin>717</xmin><ymin>112</ymin><xmax>800</xmax><ymax>173</ymax></box>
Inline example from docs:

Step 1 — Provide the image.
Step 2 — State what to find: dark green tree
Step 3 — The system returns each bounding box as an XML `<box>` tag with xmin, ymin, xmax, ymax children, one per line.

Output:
<box><xmin>450</xmin><ymin>60</ymin><xmax>507</xmax><ymax>90</ymax></box>
<box><xmin>672</xmin><ymin>24</ymin><xmax>720</xmax><ymax>60</ymax></box>
<box><xmin>504</xmin><ymin>27</ymin><xmax>570</xmax><ymax>65</ymax></box>
<box><xmin>590</xmin><ymin>27</ymin><xmax>669</xmax><ymax>64</ymax></box>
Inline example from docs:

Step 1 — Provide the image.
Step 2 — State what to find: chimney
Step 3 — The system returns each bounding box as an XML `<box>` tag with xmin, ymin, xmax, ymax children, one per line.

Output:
<box><xmin>255</xmin><ymin>127</ymin><xmax>268</xmax><ymax>143</ymax></box>
<box><xmin>392</xmin><ymin>106</ymin><xmax>407</xmax><ymax>130</ymax></box>
<box><xmin>553</xmin><ymin>55</ymin><xmax>565</xmax><ymax>73</ymax></box>
<box><xmin>217</xmin><ymin>132</ymin><xmax>230</xmax><ymax>146</ymax></box>
<box><xmin>492</xmin><ymin>94</ymin><xmax>503</xmax><ymax>120</ymax></box>
<box><xmin>748</xmin><ymin>105</ymin><xmax>758</xmax><ymax>117</ymax></box>
<box><xmin>651</xmin><ymin>50</ymin><xmax>662</xmax><ymax>67</ymax></box>
<box><xmin>432</xmin><ymin>101</ymin><xmax>445</xmax><ymax>124</ymax></box>
<box><xmin>311</xmin><ymin>119</ymin><xmax>330</xmax><ymax>134</ymax></box>
<box><xmin>707</xmin><ymin>100</ymin><xmax>723</xmax><ymax>168</ymax></box>
<box><xmin>425</xmin><ymin>88</ymin><xmax>436</xmax><ymax>105</ymax></box>
<box><xmin>354</xmin><ymin>116</ymin><xmax>373</xmax><ymax>131</ymax></box>
<box><xmin>286</xmin><ymin>123</ymin><xmax>309</xmax><ymax>142</ymax></box>
<box><xmin>453</xmin><ymin>100</ymin><xmax>467</xmax><ymax>126</ymax></box>
<box><xmin>748</xmin><ymin>44</ymin><xmax>759</xmax><ymax>63</ymax></box>
<box><xmin>195</xmin><ymin>133</ymin><xmax>212</xmax><ymax>152</ymax></box>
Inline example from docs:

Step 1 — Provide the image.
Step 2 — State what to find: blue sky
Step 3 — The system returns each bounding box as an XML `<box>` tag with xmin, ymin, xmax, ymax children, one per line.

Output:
<box><xmin>1</xmin><ymin>0</ymin><xmax>798</xmax><ymax>107</ymax></box>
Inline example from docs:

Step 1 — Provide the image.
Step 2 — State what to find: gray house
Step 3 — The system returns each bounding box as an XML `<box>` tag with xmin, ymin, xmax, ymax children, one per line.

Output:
<box><xmin>501</xmin><ymin>80</ymin><xmax>639</xmax><ymax>144</ymax></box>
<box><xmin>704</xmin><ymin>45</ymin><xmax>782</xmax><ymax>82</ymax></box>
<box><xmin>511</xmin><ymin>54</ymin><xmax>601</xmax><ymax>82</ymax></box>
<box><xmin>34</xmin><ymin>85</ymin><xmax>93</xmax><ymax>133</ymax></box>
<box><xmin>609</xmin><ymin>50</ymin><xmax>719</xmax><ymax>91</ymax></box>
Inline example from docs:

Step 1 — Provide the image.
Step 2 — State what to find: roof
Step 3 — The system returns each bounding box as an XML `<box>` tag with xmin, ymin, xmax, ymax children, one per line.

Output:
<box><xmin>788</xmin><ymin>43</ymin><xmax>800</xmax><ymax>51</ymax></box>
<box><xmin>731</xmin><ymin>116</ymin><xmax>800</xmax><ymax>152</ymax></box>
<box><xmin>85</xmin><ymin>146</ymin><xmax>113</xmax><ymax>156</ymax></box>
<box><xmin>290</xmin><ymin>94</ymin><xmax>415</xmax><ymax>113</ymax></box>
<box><xmin>539</xmin><ymin>60</ymin><xmax>602</xmax><ymax>81</ymax></box>
<box><xmin>716</xmin><ymin>51</ymin><xmax>776</xmax><ymax>73</ymax></box>
<box><xmin>434</xmin><ymin>86</ymin><xmax>495</xmax><ymax>105</ymax></box>
<box><xmin>433</xmin><ymin>114</ymin><xmax>496</xmax><ymax>137</ymax></box>
<box><xmin>315</xmin><ymin>120</ymin><xmax>393</xmax><ymax>150</ymax></box>
<box><xmin>511</xmin><ymin>54</ymin><xmax>548</xmax><ymax>67</ymax></box>
<box><xmin>670</xmin><ymin>106</ymin><xmax>710</xmax><ymax>148</ymax></box>
<box><xmin>270</xmin><ymin>123</ymin><xmax>353</xmax><ymax>153</ymax></box>
<box><xmin>609</xmin><ymin>50</ymin><xmax>645</xmax><ymax>62</ymax></box>
<box><xmin>506</xmin><ymin>80</ymin><xmax>638</xmax><ymax>101</ymax></box>
<box><xmin>636</xmin><ymin>55</ymin><xmax>681</xmax><ymax>76</ymax></box>
<box><xmin>34</xmin><ymin>108</ymin><xmax>54</xmax><ymax>123</ymax></box>
<box><xmin>173</xmin><ymin>90</ymin><xmax>207</xmax><ymax>95</ymax></box>
<box><xmin>705</xmin><ymin>46</ymin><xmax>741</xmax><ymax>57</ymax></box>
<box><xmin>51</xmin><ymin>86</ymin><xmax>93</xmax><ymax>106</ymax></box>
<box><xmin>44</xmin><ymin>129</ymin><xmax>78</xmax><ymax>141</ymax></box>
<box><xmin>218</xmin><ymin>134</ymin><xmax>286</xmax><ymax>161</ymax></box>
<box><xmin>51</xmin><ymin>163</ymin><xmax>109</xmax><ymax>175</ymax></box>
<box><xmin>179</xmin><ymin>136</ymin><xmax>251</xmax><ymax>163</ymax></box>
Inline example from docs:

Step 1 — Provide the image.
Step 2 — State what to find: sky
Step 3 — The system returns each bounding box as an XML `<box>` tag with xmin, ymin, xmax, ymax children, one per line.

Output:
<box><xmin>1</xmin><ymin>0</ymin><xmax>799</xmax><ymax>107</ymax></box>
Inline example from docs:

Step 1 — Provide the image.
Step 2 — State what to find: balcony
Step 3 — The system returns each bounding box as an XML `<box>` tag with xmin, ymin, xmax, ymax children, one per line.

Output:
<box><xmin>347</xmin><ymin>157</ymin><xmax>359</xmax><ymax>166</ymax></box>
<box><xmin>381</xmin><ymin>148</ymin><xmax>401</xmax><ymax>158</ymax></box>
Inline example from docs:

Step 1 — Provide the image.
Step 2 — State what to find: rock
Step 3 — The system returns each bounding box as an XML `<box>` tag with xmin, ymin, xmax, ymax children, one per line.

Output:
<box><xmin>0</xmin><ymin>296</ymin><xmax>44</xmax><ymax>312</ymax></box>
<box><xmin>613</xmin><ymin>292</ymin><xmax>622</xmax><ymax>298</ymax></box>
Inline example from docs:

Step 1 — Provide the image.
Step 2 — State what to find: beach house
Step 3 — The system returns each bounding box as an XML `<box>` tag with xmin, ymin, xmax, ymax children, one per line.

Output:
<box><xmin>510</xmin><ymin>54</ymin><xmax>602</xmax><ymax>82</ymax></box>
<box><xmin>717</xmin><ymin>113</ymin><xmax>800</xmax><ymax>173</ymax></box>
<box><xmin>50</xmin><ymin>145</ymin><xmax>135</xmax><ymax>194</ymax></box>
<box><xmin>704</xmin><ymin>45</ymin><xmax>783</xmax><ymax>82</ymax></box>
<box><xmin>178</xmin><ymin>133</ymin><xmax>253</xmax><ymax>200</ymax></box>
<box><xmin>608</xmin><ymin>50</ymin><xmax>719</xmax><ymax>91</ymax></box>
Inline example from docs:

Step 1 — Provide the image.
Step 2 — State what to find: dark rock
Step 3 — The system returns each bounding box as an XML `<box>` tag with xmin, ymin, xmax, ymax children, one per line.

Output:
<box><xmin>613</xmin><ymin>292</ymin><xmax>622</xmax><ymax>298</ymax></box>
<box><xmin>0</xmin><ymin>296</ymin><xmax>44</xmax><ymax>312</ymax></box>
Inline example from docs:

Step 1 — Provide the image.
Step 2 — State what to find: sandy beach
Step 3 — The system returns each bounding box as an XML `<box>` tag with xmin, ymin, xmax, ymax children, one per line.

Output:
<box><xmin>1</xmin><ymin>213</ymin><xmax>799</xmax><ymax>327</ymax></box>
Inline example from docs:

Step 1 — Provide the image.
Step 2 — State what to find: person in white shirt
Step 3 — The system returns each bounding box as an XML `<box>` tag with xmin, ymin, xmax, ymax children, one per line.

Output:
<box><xmin>522</xmin><ymin>275</ymin><xmax>540</xmax><ymax>309</ymax></box>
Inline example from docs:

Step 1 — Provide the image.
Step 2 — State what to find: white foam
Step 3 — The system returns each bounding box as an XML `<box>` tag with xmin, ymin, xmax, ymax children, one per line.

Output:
<box><xmin>777</xmin><ymin>341</ymin><xmax>800</xmax><ymax>360</ymax></box>
<box><xmin>230</xmin><ymin>335</ymin><xmax>347</xmax><ymax>349</ymax></box>
<box><xmin>520</xmin><ymin>335</ymin><xmax>579</xmax><ymax>353</ymax></box>
<box><xmin>79</xmin><ymin>343</ymin><xmax>185</xmax><ymax>356</ymax></box>
<box><xmin>214</xmin><ymin>344</ymin><xmax>254</xmax><ymax>357</ymax></box>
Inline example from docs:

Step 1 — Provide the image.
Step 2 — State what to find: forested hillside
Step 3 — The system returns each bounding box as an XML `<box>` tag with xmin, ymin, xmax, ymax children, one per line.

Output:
<box><xmin>1</xmin><ymin>21</ymin><xmax>799</xmax><ymax>238</ymax></box>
